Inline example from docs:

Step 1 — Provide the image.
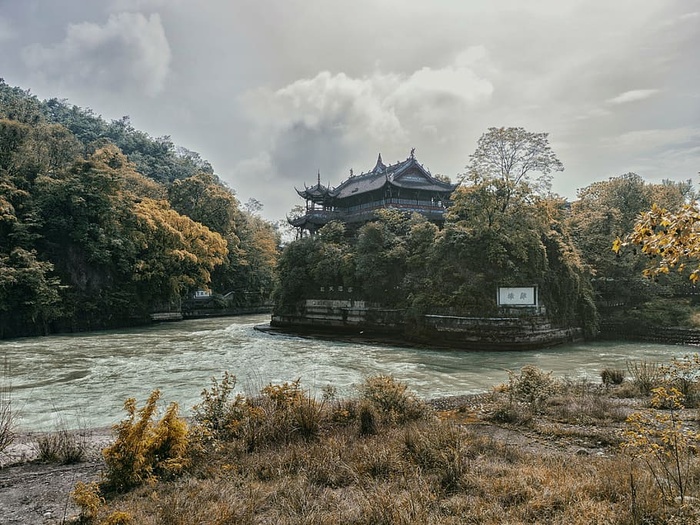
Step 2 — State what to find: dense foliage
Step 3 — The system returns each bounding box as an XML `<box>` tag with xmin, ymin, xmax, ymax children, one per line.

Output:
<box><xmin>0</xmin><ymin>79</ymin><xmax>279</xmax><ymax>338</ymax></box>
<box><xmin>615</xmin><ymin>202</ymin><xmax>700</xmax><ymax>283</ymax></box>
<box><xmin>568</xmin><ymin>174</ymin><xmax>694</xmax><ymax>308</ymax></box>
<box><xmin>275</xmin><ymin>131</ymin><xmax>599</xmax><ymax>334</ymax></box>
<box><xmin>275</xmin><ymin>119</ymin><xmax>698</xmax><ymax>337</ymax></box>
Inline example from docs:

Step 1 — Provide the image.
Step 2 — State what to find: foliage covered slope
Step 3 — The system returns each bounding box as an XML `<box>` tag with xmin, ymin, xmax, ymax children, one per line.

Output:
<box><xmin>0</xmin><ymin>79</ymin><xmax>279</xmax><ymax>338</ymax></box>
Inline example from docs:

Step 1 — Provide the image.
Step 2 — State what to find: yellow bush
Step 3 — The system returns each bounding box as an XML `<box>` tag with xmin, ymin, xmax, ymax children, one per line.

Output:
<box><xmin>360</xmin><ymin>375</ymin><xmax>427</xmax><ymax>424</ymax></box>
<box><xmin>71</xmin><ymin>481</ymin><xmax>103</xmax><ymax>520</ymax></box>
<box><xmin>622</xmin><ymin>386</ymin><xmax>700</xmax><ymax>505</ymax></box>
<box><xmin>101</xmin><ymin>511</ymin><xmax>134</xmax><ymax>525</ymax></box>
<box><xmin>102</xmin><ymin>390</ymin><xmax>190</xmax><ymax>492</ymax></box>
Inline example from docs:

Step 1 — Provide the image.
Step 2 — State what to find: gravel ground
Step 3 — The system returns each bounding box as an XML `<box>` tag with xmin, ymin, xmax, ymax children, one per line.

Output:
<box><xmin>0</xmin><ymin>428</ymin><xmax>112</xmax><ymax>524</ymax></box>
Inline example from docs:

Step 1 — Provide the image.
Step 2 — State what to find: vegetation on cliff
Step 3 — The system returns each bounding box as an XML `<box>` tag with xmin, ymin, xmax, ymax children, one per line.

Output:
<box><xmin>0</xmin><ymin>80</ymin><xmax>279</xmax><ymax>338</ymax></box>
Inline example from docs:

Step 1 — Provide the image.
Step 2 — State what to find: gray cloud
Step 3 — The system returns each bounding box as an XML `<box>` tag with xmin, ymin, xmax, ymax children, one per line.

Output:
<box><xmin>0</xmin><ymin>15</ymin><xmax>16</xmax><ymax>41</ymax></box>
<box><xmin>235</xmin><ymin>48</ymin><xmax>495</xmax><ymax>196</ymax></box>
<box><xmin>21</xmin><ymin>12</ymin><xmax>170</xmax><ymax>97</ymax></box>
<box><xmin>0</xmin><ymin>0</ymin><xmax>698</xmax><ymax>221</ymax></box>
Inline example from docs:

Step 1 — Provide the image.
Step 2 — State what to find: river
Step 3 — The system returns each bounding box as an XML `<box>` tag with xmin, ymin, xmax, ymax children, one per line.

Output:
<box><xmin>0</xmin><ymin>313</ymin><xmax>695</xmax><ymax>431</ymax></box>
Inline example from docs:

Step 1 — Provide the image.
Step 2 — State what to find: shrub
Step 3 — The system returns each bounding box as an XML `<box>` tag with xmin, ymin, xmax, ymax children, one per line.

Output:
<box><xmin>359</xmin><ymin>375</ymin><xmax>427</xmax><ymax>424</ymax></box>
<box><xmin>622</xmin><ymin>386</ymin><xmax>700</xmax><ymax>505</ymax></box>
<box><xmin>292</xmin><ymin>395</ymin><xmax>325</xmax><ymax>440</ymax></box>
<box><xmin>250</xmin><ymin>379</ymin><xmax>326</xmax><ymax>446</ymax></box>
<box><xmin>627</xmin><ymin>360</ymin><xmax>662</xmax><ymax>395</ymax></box>
<box><xmin>601</xmin><ymin>368</ymin><xmax>625</xmax><ymax>386</ymax></box>
<box><xmin>102</xmin><ymin>511</ymin><xmax>135</xmax><ymax>525</ymax></box>
<box><xmin>508</xmin><ymin>365</ymin><xmax>558</xmax><ymax>412</ymax></box>
<box><xmin>488</xmin><ymin>401</ymin><xmax>533</xmax><ymax>426</ymax></box>
<box><xmin>0</xmin><ymin>357</ymin><xmax>15</xmax><ymax>454</ymax></box>
<box><xmin>660</xmin><ymin>354</ymin><xmax>700</xmax><ymax>406</ymax></box>
<box><xmin>71</xmin><ymin>481</ymin><xmax>104</xmax><ymax>521</ymax></box>
<box><xmin>192</xmin><ymin>371</ymin><xmax>247</xmax><ymax>442</ymax></box>
<box><xmin>330</xmin><ymin>398</ymin><xmax>358</xmax><ymax>427</ymax></box>
<box><xmin>102</xmin><ymin>390</ymin><xmax>189</xmax><ymax>493</ymax></box>
<box><xmin>35</xmin><ymin>428</ymin><xmax>86</xmax><ymax>464</ymax></box>
<box><xmin>358</xmin><ymin>401</ymin><xmax>378</xmax><ymax>436</ymax></box>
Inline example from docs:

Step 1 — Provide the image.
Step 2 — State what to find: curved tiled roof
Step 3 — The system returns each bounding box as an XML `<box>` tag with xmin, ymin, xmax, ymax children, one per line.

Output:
<box><xmin>332</xmin><ymin>154</ymin><xmax>456</xmax><ymax>199</ymax></box>
<box><xmin>295</xmin><ymin>171</ymin><xmax>339</xmax><ymax>200</ymax></box>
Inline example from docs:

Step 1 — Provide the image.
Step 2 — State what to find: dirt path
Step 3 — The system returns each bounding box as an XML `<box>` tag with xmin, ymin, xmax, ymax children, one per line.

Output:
<box><xmin>0</xmin><ymin>429</ymin><xmax>112</xmax><ymax>524</ymax></box>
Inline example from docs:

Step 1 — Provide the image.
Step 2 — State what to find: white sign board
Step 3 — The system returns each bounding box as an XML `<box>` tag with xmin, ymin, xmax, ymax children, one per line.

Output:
<box><xmin>498</xmin><ymin>286</ymin><xmax>537</xmax><ymax>306</ymax></box>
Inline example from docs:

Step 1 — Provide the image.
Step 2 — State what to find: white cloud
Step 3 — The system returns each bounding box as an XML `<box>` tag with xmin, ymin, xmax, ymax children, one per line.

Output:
<box><xmin>3</xmin><ymin>0</ymin><xmax>698</xmax><ymax>219</ymax></box>
<box><xmin>21</xmin><ymin>12</ymin><xmax>171</xmax><ymax>97</ymax></box>
<box><xmin>606</xmin><ymin>89</ymin><xmax>660</xmax><ymax>105</ymax></box>
<box><xmin>613</xmin><ymin>127</ymin><xmax>700</xmax><ymax>150</ymax></box>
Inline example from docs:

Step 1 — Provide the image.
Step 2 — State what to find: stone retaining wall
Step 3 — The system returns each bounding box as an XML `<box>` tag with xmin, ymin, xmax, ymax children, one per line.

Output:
<box><xmin>599</xmin><ymin>321</ymin><xmax>700</xmax><ymax>346</ymax></box>
<box><xmin>271</xmin><ymin>300</ymin><xmax>582</xmax><ymax>350</ymax></box>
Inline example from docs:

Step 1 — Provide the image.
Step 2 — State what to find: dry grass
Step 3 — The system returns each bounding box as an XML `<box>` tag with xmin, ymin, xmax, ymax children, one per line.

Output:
<box><xmin>0</xmin><ymin>356</ymin><xmax>16</xmax><ymax>455</ymax></box>
<box><xmin>34</xmin><ymin>427</ymin><xmax>88</xmax><ymax>464</ymax></box>
<box><xmin>96</xmin><ymin>419</ymin><xmax>700</xmax><ymax>524</ymax></box>
<box><xmin>79</xmin><ymin>372</ymin><xmax>700</xmax><ymax>524</ymax></box>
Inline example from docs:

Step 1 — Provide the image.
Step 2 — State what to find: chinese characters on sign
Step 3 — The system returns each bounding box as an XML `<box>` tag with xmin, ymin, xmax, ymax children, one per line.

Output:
<box><xmin>498</xmin><ymin>287</ymin><xmax>537</xmax><ymax>306</ymax></box>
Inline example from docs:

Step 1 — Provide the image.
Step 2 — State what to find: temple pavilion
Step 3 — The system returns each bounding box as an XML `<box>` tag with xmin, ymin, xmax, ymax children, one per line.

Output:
<box><xmin>290</xmin><ymin>150</ymin><xmax>457</xmax><ymax>236</ymax></box>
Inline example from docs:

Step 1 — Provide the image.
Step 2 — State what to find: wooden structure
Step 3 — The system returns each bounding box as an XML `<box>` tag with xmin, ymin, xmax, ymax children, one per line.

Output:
<box><xmin>290</xmin><ymin>151</ymin><xmax>457</xmax><ymax>235</ymax></box>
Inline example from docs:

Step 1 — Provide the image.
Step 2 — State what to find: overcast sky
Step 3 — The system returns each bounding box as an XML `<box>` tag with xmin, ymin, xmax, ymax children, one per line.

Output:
<box><xmin>1</xmin><ymin>0</ymin><xmax>698</xmax><ymax>222</ymax></box>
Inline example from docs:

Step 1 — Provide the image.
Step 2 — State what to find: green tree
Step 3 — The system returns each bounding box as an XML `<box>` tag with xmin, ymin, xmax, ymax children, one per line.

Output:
<box><xmin>0</xmin><ymin>247</ymin><xmax>61</xmax><ymax>337</ymax></box>
<box><xmin>310</xmin><ymin>221</ymin><xmax>354</xmax><ymax>292</ymax></box>
<box><xmin>220</xmin><ymin>210</ymin><xmax>279</xmax><ymax>306</ymax></box>
<box><xmin>0</xmin><ymin>118</ymin><xmax>66</xmax><ymax>336</ymax></box>
<box><xmin>446</xmin><ymin>183</ymin><xmax>597</xmax><ymax>332</ymax></box>
<box><xmin>355</xmin><ymin>218</ymin><xmax>407</xmax><ymax>305</ymax></box>
<box><xmin>168</xmin><ymin>172</ymin><xmax>238</xmax><ymax>236</ymax></box>
<box><xmin>0</xmin><ymin>79</ymin><xmax>44</xmax><ymax>124</ymax></box>
<box><xmin>462</xmin><ymin>126</ymin><xmax>563</xmax><ymax>214</ymax></box>
<box><xmin>130</xmin><ymin>198</ymin><xmax>228</xmax><ymax>305</ymax></box>
<box><xmin>273</xmin><ymin>236</ymin><xmax>319</xmax><ymax>313</ymax></box>
<box><xmin>570</xmin><ymin>174</ymin><xmax>692</xmax><ymax>306</ymax></box>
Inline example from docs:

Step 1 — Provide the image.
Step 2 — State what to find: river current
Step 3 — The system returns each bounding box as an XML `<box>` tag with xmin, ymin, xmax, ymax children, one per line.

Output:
<box><xmin>0</xmin><ymin>313</ymin><xmax>695</xmax><ymax>431</ymax></box>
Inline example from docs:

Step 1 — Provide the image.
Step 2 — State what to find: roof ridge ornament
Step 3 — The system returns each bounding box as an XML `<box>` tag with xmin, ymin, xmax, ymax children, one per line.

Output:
<box><xmin>373</xmin><ymin>153</ymin><xmax>386</xmax><ymax>173</ymax></box>
<box><xmin>410</xmin><ymin>147</ymin><xmax>415</xmax><ymax>159</ymax></box>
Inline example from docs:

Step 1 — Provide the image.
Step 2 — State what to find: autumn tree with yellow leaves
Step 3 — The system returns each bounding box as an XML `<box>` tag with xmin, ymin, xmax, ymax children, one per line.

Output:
<box><xmin>614</xmin><ymin>202</ymin><xmax>700</xmax><ymax>283</ymax></box>
<box><xmin>0</xmin><ymin>79</ymin><xmax>278</xmax><ymax>337</ymax></box>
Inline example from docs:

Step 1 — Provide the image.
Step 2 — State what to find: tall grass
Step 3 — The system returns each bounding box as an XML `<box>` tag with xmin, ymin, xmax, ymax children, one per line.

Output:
<box><xmin>75</xmin><ymin>367</ymin><xmax>700</xmax><ymax>524</ymax></box>
<box><xmin>0</xmin><ymin>356</ymin><xmax>16</xmax><ymax>455</ymax></box>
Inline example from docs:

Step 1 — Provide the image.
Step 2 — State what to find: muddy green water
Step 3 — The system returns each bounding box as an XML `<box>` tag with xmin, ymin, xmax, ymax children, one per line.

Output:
<box><xmin>0</xmin><ymin>314</ymin><xmax>695</xmax><ymax>431</ymax></box>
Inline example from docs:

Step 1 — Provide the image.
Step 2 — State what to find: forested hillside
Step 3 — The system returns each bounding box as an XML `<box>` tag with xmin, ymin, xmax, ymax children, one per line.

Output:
<box><xmin>0</xmin><ymin>79</ymin><xmax>279</xmax><ymax>338</ymax></box>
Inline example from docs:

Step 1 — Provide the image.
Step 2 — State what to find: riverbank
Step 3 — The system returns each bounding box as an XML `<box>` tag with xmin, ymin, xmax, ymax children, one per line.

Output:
<box><xmin>0</xmin><ymin>427</ymin><xmax>112</xmax><ymax>524</ymax></box>
<box><xmin>265</xmin><ymin>316</ymin><xmax>700</xmax><ymax>350</ymax></box>
<box><xmin>3</xmin><ymin>383</ymin><xmax>698</xmax><ymax>524</ymax></box>
<box><xmin>0</xmin><ymin>393</ymin><xmax>619</xmax><ymax>524</ymax></box>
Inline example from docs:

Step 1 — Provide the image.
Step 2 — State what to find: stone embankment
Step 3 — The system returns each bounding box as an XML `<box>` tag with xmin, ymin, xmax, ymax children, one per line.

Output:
<box><xmin>270</xmin><ymin>299</ymin><xmax>582</xmax><ymax>350</ymax></box>
<box><xmin>599</xmin><ymin>321</ymin><xmax>700</xmax><ymax>346</ymax></box>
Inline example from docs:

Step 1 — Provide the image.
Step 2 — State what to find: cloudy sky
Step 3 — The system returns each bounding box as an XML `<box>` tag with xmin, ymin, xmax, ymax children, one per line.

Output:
<box><xmin>1</xmin><ymin>0</ymin><xmax>698</xmax><ymax>221</ymax></box>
